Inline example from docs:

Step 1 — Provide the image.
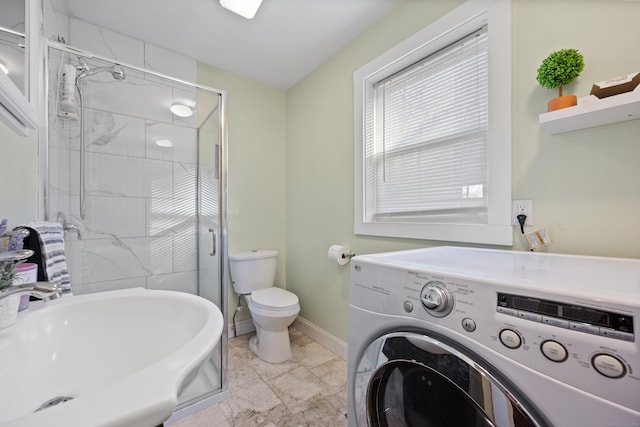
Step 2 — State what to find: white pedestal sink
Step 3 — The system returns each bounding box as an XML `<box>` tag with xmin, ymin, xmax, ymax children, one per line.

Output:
<box><xmin>0</xmin><ymin>288</ymin><xmax>224</xmax><ymax>427</ymax></box>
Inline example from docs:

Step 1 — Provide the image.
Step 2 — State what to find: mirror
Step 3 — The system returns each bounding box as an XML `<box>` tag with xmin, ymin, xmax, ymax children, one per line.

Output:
<box><xmin>0</xmin><ymin>0</ymin><xmax>26</xmax><ymax>94</ymax></box>
<box><xmin>0</xmin><ymin>0</ymin><xmax>37</xmax><ymax>135</ymax></box>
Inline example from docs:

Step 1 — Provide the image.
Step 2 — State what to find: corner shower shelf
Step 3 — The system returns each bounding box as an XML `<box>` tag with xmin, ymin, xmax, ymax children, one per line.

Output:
<box><xmin>539</xmin><ymin>90</ymin><xmax>640</xmax><ymax>134</ymax></box>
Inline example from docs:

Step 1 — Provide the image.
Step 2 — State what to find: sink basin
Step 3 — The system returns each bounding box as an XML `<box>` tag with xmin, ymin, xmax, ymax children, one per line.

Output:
<box><xmin>0</xmin><ymin>288</ymin><xmax>224</xmax><ymax>427</ymax></box>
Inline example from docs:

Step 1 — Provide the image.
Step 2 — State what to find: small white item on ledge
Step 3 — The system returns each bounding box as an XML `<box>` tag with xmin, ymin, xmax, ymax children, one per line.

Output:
<box><xmin>524</xmin><ymin>228</ymin><xmax>551</xmax><ymax>251</ymax></box>
<box><xmin>577</xmin><ymin>95</ymin><xmax>599</xmax><ymax>106</ymax></box>
<box><xmin>328</xmin><ymin>244</ymin><xmax>355</xmax><ymax>266</ymax></box>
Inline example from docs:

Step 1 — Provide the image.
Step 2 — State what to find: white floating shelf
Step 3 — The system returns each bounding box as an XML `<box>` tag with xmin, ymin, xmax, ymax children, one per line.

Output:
<box><xmin>539</xmin><ymin>89</ymin><xmax>640</xmax><ymax>134</ymax></box>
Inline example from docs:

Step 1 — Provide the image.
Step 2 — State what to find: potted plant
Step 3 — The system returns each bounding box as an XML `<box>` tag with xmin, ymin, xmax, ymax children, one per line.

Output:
<box><xmin>537</xmin><ymin>48</ymin><xmax>585</xmax><ymax>112</ymax></box>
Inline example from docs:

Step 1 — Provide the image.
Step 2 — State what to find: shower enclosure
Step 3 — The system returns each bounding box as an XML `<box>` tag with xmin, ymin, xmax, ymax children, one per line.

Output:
<box><xmin>44</xmin><ymin>43</ymin><xmax>228</xmax><ymax>414</ymax></box>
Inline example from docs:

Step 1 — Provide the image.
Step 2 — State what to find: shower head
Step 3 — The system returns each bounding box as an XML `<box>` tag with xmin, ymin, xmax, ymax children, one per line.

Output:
<box><xmin>57</xmin><ymin>64</ymin><xmax>78</xmax><ymax>120</ymax></box>
<box><xmin>75</xmin><ymin>62</ymin><xmax>126</xmax><ymax>81</ymax></box>
<box><xmin>57</xmin><ymin>61</ymin><xmax>126</xmax><ymax>120</ymax></box>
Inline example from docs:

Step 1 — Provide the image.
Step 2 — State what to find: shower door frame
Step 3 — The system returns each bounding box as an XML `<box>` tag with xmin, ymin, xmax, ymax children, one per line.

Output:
<box><xmin>40</xmin><ymin>41</ymin><xmax>230</xmax><ymax>413</ymax></box>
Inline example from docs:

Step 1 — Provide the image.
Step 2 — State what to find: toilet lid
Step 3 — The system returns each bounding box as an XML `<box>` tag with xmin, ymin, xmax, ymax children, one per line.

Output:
<box><xmin>251</xmin><ymin>287</ymin><xmax>299</xmax><ymax>310</ymax></box>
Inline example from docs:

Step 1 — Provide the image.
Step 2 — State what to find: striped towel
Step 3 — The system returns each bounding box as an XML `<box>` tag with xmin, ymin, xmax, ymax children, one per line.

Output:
<box><xmin>24</xmin><ymin>221</ymin><xmax>71</xmax><ymax>291</ymax></box>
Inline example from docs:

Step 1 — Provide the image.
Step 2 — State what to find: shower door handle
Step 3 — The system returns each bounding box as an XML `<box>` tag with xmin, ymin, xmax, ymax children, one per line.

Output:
<box><xmin>208</xmin><ymin>228</ymin><xmax>216</xmax><ymax>256</ymax></box>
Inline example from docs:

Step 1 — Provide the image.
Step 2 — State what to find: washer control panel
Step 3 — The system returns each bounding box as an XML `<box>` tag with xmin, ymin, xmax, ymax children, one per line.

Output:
<box><xmin>493</xmin><ymin>292</ymin><xmax>636</xmax><ymax>387</ymax></box>
<box><xmin>497</xmin><ymin>292</ymin><xmax>634</xmax><ymax>342</ymax></box>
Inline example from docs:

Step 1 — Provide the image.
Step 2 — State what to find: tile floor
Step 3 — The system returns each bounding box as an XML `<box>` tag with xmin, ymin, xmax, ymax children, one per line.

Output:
<box><xmin>170</xmin><ymin>328</ymin><xmax>348</xmax><ymax>427</ymax></box>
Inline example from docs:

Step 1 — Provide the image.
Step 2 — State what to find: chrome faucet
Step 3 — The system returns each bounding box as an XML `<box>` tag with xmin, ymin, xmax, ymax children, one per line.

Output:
<box><xmin>0</xmin><ymin>282</ymin><xmax>61</xmax><ymax>302</ymax></box>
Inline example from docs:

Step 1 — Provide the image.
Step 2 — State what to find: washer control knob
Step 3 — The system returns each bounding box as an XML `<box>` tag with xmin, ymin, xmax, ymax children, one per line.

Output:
<box><xmin>422</xmin><ymin>287</ymin><xmax>445</xmax><ymax>309</ymax></box>
<box><xmin>592</xmin><ymin>353</ymin><xmax>627</xmax><ymax>379</ymax></box>
<box><xmin>499</xmin><ymin>328</ymin><xmax>522</xmax><ymax>349</ymax></box>
<box><xmin>420</xmin><ymin>281</ymin><xmax>454</xmax><ymax>317</ymax></box>
<box><xmin>541</xmin><ymin>340</ymin><xmax>568</xmax><ymax>362</ymax></box>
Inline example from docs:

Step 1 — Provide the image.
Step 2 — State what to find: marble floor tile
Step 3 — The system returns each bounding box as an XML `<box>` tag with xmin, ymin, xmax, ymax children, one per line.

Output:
<box><xmin>324</xmin><ymin>388</ymin><xmax>348</xmax><ymax>416</ymax></box>
<box><xmin>169</xmin><ymin>328</ymin><xmax>347</xmax><ymax>427</ymax></box>
<box><xmin>289</xmin><ymin>327</ymin><xmax>314</xmax><ymax>347</ymax></box>
<box><xmin>250</xmin><ymin>342</ymin><xmax>302</xmax><ymax>381</ymax></box>
<box><xmin>248</xmin><ymin>395</ymin><xmax>347</xmax><ymax>427</ymax></box>
<box><xmin>227</xmin><ymin>339</ymin><xmax>261</xmax><ymax>389</ymax></box>
<box><xmin>294</xmin><ymin>341</ymin><xmax>340</xmax><ymax>369</ymax></box>
<box><xmin>228</xmin><ymin>331</ymin><xmax>252</xmax><ymax>348</ymax></box>
<box><xmin>221</xmin><ymin>378</ymin><xmax>283</xmax><ymax>425</ymax></box>
<box><xmin>310</xmin><ymin>357</ymin><xmax>347</xmax><ymax>388</ymax></box>
<box><xmin>170</xmin><ymin>403</ymin><xmax>230</xmax><ymax>427</ymax></box>
<box><xmin>269</xmin><ymin>366</ymin><xmax>327</xmax><ymax>406</ymax></box>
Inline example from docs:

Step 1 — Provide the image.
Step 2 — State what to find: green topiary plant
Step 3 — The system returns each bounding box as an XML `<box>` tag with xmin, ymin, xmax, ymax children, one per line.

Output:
<box><xmin>536</xmin><ymin>48</ymin><xmax>585</xmax><ymax>97</ymax></box>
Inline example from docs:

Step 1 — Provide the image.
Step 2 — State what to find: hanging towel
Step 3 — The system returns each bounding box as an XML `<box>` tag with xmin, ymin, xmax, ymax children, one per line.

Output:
<box><xmin>21</xmin><ymin>221</ymin><xmax>71</xmax><ymax>291</ymax></box>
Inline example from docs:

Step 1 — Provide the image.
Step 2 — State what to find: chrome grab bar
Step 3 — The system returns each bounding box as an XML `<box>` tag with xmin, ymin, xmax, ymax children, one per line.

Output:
<box><xmin>56</xmin><ymin>212</ymin><xmax>81</xmax><ymax>239</ymax></box>
<box><xmin>77</xmin><ymin>81</ymin><xmax>86</xmax><ymax>220</ymax></box>
<box><xmin>63</xmin><ymin>223</ymin><xmax>81</xmax><ymax>239</ymax></box>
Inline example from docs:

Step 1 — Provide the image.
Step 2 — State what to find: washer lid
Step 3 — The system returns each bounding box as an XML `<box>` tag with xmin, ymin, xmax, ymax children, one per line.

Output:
<box><xmin>251</xmin><ymin>287</ymin><xmax>299</xmax><ymax>309</ymax></box>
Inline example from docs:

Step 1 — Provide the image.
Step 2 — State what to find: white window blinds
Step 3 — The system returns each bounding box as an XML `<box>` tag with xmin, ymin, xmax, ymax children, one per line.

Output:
<box><xmin>364</xmin><ymin>27</ymin><xmax>489</xmax><ymax>224</ymax></box>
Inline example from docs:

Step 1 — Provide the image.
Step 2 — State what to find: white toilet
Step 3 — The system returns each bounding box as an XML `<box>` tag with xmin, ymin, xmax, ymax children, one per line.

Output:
<box><xmin>229</xmin><ymin>250</ymin><xmax>300</xmax><ymax>363</ymax></box>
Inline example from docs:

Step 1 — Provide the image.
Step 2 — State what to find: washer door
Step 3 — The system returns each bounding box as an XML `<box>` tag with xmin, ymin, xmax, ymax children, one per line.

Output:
<box><xmin>354</xmin><ymin>332</ymin><xmax>546</xmax><ymax>427</ymax></box>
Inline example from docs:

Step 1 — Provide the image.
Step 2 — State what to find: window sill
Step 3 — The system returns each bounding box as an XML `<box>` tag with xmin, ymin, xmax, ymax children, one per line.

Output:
<box><xmin>355</xmin><ymin>222</ymin><xmax>513</xmax><ymax>246</ymax></box>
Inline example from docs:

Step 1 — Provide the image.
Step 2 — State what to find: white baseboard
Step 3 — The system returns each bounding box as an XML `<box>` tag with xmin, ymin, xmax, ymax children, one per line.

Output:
<box><xmin>228</xmin><ymin>318</ymin><xmax>255</xmax><ymax>338</ymax></box>
<box><xmin>293</xmin><ymin>316</ymin><xmax>347</xmax><ymax>361</ymax></box>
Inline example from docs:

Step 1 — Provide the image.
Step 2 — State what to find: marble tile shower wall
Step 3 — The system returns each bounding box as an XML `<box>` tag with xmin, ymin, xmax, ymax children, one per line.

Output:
<box><xmin>48</xmin><ymin>16</ymin><xmax>205</xmax><ymax>296</ymax></box>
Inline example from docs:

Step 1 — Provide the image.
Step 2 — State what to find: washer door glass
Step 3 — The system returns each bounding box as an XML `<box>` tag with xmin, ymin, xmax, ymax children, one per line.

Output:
<box><xmin>355</xmin><ymin>333</ymin><xmax>544</xmax><ymax>427</ymax></box>
<box><xmin>369</xmin><ymin>360</ymin><xmax>494</xmax><ymax>427</ymax></box>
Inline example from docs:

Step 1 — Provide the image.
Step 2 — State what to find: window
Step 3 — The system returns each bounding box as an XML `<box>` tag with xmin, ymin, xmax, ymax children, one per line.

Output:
<box><xmin>354</xmin><ymin>0</ymin><xmax>512</xmax><ymax>245</ymax></box>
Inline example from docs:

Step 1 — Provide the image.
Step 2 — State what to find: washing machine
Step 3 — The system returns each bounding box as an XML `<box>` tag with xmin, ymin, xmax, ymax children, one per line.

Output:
<box><xmin>347</xmin><ymin>246</ymin><xmax>640</xmax><ymax>427</ymax></box>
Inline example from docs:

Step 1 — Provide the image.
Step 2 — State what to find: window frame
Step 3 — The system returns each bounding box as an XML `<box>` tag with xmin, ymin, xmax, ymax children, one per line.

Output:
<box><xmin>353</xmin><ymin>0</ymin><xmax>512</xmax><ymax>246</ymax></box>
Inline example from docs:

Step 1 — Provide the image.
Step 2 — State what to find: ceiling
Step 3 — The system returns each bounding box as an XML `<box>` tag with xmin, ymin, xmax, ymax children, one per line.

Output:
<box><xmin>58</xmin><ymin>0</ymin><xmax>402</xmax><ymax>90</ymax></box>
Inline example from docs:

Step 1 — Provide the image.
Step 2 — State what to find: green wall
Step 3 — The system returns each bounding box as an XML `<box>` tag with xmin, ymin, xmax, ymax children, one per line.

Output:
<box><xmin>285</xmin><ymin>0</ymin><xmax>640</xmax><ymax>341</ymax></box>
<box><xmin>0</xmin><ymin>124</ymin><xmax>38</xmax><ymax>225</ymax></box>
<box><xmin>512</xmin><ymin>0</ymin><xmax>640</xmax><ymax>257</ymax></box>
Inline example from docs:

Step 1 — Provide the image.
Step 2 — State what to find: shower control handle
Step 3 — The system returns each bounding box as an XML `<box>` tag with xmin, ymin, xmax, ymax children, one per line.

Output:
<box><xmin>208</xmin><ymin>228</ymin><xmax>216</xmax><ymax>256</ymax></box>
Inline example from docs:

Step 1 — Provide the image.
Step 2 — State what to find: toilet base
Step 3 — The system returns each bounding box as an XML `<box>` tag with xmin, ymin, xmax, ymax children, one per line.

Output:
<box><xmin>249</xmin><ymin>328</ymin><xmax>293</xmax><ymax>364</ymax></box>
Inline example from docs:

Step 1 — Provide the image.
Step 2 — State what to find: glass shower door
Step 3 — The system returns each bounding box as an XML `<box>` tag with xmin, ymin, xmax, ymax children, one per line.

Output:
<box><xmin>176</xmin><ymin>92</ymin><xmax>225</xmax><ymax>409</ymax></box>
<box><xmin>45</xmin><ymin>44</ymin><xmax>227</xmax><ymax>412</ymax></box>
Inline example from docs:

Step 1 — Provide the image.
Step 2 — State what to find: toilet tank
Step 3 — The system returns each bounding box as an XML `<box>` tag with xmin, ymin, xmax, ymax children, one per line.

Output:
<box><xmin>229</xmin><ymin>250</ymin><xmax>278</xmax><ymax>294</ymax></box>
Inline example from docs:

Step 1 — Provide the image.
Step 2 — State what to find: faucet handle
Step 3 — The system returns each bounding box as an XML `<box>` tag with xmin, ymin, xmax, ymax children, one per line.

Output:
<box><xmin>33</xmin><ymin>282</ymin><xmax>62</xmax><ymax>301</ymax></box>
<box><xmin>34</xmin><ymin>282</ymin><xmax>59</xmax><ymax>292</ymax></box>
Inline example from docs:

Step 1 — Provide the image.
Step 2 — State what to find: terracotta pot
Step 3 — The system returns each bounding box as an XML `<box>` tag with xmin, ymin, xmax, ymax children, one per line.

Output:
<box><xmin>547</xmin><ymin>95</ymin><xmax>577</xmax><ymax>112</ymax></box>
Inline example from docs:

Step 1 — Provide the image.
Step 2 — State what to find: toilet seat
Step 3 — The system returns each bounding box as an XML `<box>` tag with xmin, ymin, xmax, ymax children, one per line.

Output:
<box><xmin>250</xmin><ymin>287</ymin><xmax>299</xmax><ymax>311</ymax></box>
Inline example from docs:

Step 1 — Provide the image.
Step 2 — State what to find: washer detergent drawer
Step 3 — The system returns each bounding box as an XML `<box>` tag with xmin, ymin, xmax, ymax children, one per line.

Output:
<box><xmin>354</xmin><ymin>332</ymin><xmax>548</xmax><ymax>427</ymax></box>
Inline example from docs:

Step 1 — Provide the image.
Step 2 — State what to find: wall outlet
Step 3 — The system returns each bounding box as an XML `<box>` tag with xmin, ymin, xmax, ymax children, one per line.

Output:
<box><xmin>512</xmin><ymin>199</ymin><xmax>533</xmax><ymax>225</ymax></box>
